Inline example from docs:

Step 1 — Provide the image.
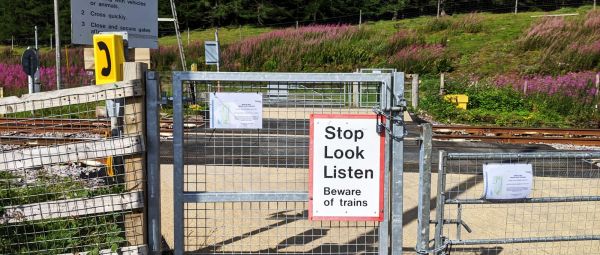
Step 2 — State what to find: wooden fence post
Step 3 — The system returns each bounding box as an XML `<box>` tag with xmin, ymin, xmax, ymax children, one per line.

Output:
<box><xmin>122</xmin><ymin>62</ymin><xmax>148</xmax><ymax>248</ymax></box>
<box><xmin>439</xmin><ymin>73</ymin><xmax>445</xmax><ymax>96</ymax></box>
<box><xmin>412</xmin><ymin>74</ymin><xmax>419</xmax><ymax>108</ymax></box>
<box><xmin>594</xmin><ymin>73</ymin><xmax>600</xmax><ymax>110</ymax></box>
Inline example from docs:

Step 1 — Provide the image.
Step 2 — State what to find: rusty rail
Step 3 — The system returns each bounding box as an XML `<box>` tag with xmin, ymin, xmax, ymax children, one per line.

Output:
<box><xmin>433</xmin><ymin>125</ymin><xmax>600</xmax><ymax>146</ymax></box>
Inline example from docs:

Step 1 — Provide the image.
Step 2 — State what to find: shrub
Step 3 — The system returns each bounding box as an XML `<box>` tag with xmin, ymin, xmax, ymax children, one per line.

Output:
<box><xmin>421</xmin><ymin>13</ymin><xmax>485</xmax><ymax>33</ymax></box>
<box><xmin>452</xmin><ymin>13</ymin><xmax>485</xmax><ymax>33</ymax></box>
<box><xmin>423</xmin><ymin>17</ymin><xmax>452</xmax><ymax>32</ymax></box>
<box><xmin>0</xmin><ymin>64</ymin><xmax>90</xmax><ymax>96</ymax></box>
<box><xmin>221</xmin><ymin>25</ymin><xmax>452</xmax><ymax>73</ymax></box>
<box><xmin>387</xmin><ymin>44</ymin><xmax>451</xmax><ymax>74</ymax></box>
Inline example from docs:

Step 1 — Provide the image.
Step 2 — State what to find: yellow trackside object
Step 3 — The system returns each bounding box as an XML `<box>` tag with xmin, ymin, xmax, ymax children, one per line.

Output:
<box><xmin>444</xmin><ymin>94</ymin><xmax>469</xmax><ymax>110</ymax></box>
<box><xmin>106</xmin><ymin>156</ymin><xmax>115</xmax><ymax>177</ymax></box>
<box><xmin>103</xmin><ymin>130</ymin><xmax>115</xmax><ymax>177</ymax></box>
<box><xmin>93</xmin><ymin>34</ymin><xmax>125</xmax><ymax>85</ymax></box>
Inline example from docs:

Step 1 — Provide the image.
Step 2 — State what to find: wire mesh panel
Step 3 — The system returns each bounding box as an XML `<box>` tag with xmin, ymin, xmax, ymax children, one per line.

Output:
<box><xmin>172</xmin><ymin>72</ymin><xmax>394</xmax><ymax>254</ymax></box>
<box><xmin>435</xmin><ymin>151</ymin><xmax>600</xmax><ymax>255</ymax></box>
<box><xmin>0</xmin><ymin>80</ymin><xmax>146</xmax><ymax>254</ymax></box>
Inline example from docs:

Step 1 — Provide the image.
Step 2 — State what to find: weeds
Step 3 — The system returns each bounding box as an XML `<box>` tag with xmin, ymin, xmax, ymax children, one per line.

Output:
<box><xmin>422</xmin><ymin>13</ymin><xmax>485</xmax><ymax>33</ymax></box>
<box><xmin>518</xmin><ymin>11</ymin><xmax>600</xmax><ymax>74</ymax></box>
<box><xmin>0</xmin><ymin>171</ymin><xmax>126</xmax><ymax>254</ymax></box>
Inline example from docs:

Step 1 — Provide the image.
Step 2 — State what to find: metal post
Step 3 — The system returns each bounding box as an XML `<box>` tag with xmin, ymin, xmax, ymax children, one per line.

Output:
<box><xmin>391</xmin><ymin>72</ymin><xmax>405</xmax><ymax>255</ymax></box>
<box><xmin>416</xmin><ymin>124</ymin><xmax>432</xmax><ymax>252</ymax></box>
<box><xmin>215</xmin><ymin>29</ymin><xmax>220</xmax><ymax>72</ymax></box>
<box><xmin>187</xmin><ymin>27</ymin><xmax>190</xmax><ymax>46</ymax></box>
<box><xmin>53</xmin><ymin>0</ymin><xmax>61</xmax><ymax>89</ymax></box>
<box><xmin>434</xmin><ymin>151</ymin><xmax>448</xmax><ymax>255</ymax></box>
<box><xmin>172</xmin><ymin>72</ymin><xmax>185</xmax><ymax>255</ymax></box>
<box><xmin>412</xmin><ymin>74</ymin><xmax>419</xmax><ymax>109</ymax></box>
<box><xmin>50</xmin><ymin>34</ymin><xmax>53</xmax><ymax>50</ymax></box>
<box><xmin>34</xmin><ymin>26</ymin><xmax>38</xmax><ymax>50</ymax></box>
<box><xmin>34</xmin><ymin>26</ymin><xmax>40</xmax><ymax>93</ymax></box>
<box><xmin>379</xmin><ymin>76</ymin><xmax>391</xmax><ymax>255</ymax></box>
<box><xmin>514</xmin><ymin>0</ymin><xmax>518</xmax><ymax>14</ymax></box>
<box><xmin>215</xmin><ymin>29</ymin><xmax>221</xmax><ymax>92</ymax></box>
<box><xmin>146</xmin><ymin>71</ymin><xmax>162</xmax><ymax>254</ymax></box>
<box><xmin>296</xmin><ymin>20</ymin><xmax>299</xmax><ymax>29</ymax></box>
<box><xmin>28</xmin><ymin>75</ymin><xmax>34</xmax><ymax>94</ymax></box>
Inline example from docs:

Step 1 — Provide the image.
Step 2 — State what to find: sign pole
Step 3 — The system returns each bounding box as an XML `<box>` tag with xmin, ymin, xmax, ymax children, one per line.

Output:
<box><xmin>34</xmin><ymin>26</ymin><xmax>40</xmax><ymax>93</ymax></box>
<box><xmin>34</xmin><ymin>26</ymin><xmax>38</xmax><ymax>50</ymax></box>
<box><xmin>54</xmin><ymin>0</ymin><xmax>61</xmax><ymax>90</ymax></box>
<box><xmin>28</xmin><ymin>75</ymin><xmax>34</xmax><ymax>94</ymax></box>
<box><xmin>215</xmin><ymin>29</ymin><xmax>220</xmax><ymax>72</ymax></box>
<box><xmin>215</xmin><ymin>28</ymin><xmax>221</xmax><ymax>92</ymax></box>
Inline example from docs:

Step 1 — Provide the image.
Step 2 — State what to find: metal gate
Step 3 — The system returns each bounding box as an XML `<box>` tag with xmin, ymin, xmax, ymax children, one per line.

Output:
<box><xmin>171</xmin><ymin>72</ymin><xmax>406</xmax><ymax>254</ymax></box>
<box><xmin>417</xmin><ymin>147</ymin><xmax>600</xmax><ymax>254</ymax></box>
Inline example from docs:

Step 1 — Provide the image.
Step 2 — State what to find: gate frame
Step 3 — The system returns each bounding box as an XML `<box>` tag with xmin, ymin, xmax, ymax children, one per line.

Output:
<box><xmin>423</xmin><ymin>151</ymin><xmax>600</xmax><ymax>254</ymax></box>
<box><xmin>171</xmin><ymin>71</ymin><xmax>406</xmax><ymax>255</ymax></box>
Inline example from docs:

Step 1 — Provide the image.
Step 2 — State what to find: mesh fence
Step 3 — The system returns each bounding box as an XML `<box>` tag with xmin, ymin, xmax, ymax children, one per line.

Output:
<box><xmin>179</xmin><ymin>79</ymin><xmax>383</xmax><ymax>254</ymax></box>
<box><xmin>437</xmin><ymin>152</ymin><xmax>600</xmax><ymax>255</ymax></box>
<box><xmin>0</xmin><ymin>81</ymin><xmax>145</xmax><ymax>254</ymax></box>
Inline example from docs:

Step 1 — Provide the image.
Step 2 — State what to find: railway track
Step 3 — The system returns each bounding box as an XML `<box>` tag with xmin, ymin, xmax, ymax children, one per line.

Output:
<box><xmin>0</xmin><ymin>118</ymin><xmax>597</xmax><ymax>146</ymax></box>
<box><xmin>432</xmin><ymin>125</ymin><xmax>600</xmax><ymax>146</ymax></box>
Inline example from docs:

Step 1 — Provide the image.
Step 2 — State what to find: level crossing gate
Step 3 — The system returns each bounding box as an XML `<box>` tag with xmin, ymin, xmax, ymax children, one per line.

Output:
<box><xmin>415</xmin><ymin>137</ymin><xmax>600</xmax><ymax>255</ymax></box>
<box><xmin>171</xmin><ymin>72</ymin><xmax>406</xmax><ymax>254</ymax></box>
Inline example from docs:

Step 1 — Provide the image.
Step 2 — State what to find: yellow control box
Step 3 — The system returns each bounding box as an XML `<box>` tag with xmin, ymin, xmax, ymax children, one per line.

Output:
<box><xmin>444</xmin><ymin>94</ymin><xmax>469</xmax><ymax>110</ymax></box>
<box><xmin>93</xmin><ymin>34</ymin><xmax>125</xmax><ymax>85</ymax></box>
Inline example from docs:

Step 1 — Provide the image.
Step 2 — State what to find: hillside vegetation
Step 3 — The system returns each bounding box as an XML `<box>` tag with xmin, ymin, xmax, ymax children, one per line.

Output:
<box><xmin>160</xmin><ymin>6</ymin><xmax>600</xmax><ymax>128</ymax></box>
<box><xmin>0</xmin><ymin>6</ymin><xmax>598</xmax><ymax>127</ymax></box>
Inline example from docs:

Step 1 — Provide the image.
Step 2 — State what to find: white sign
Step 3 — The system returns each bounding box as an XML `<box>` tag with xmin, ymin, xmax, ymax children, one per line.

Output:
<box><xmin>204</xmin><ymin>41</ymin><xmax>219</xmax><ymax>65</ymax></box>
<box><xmin>209</xmin><ymin>93</ymin><xmax>263</xmax><ymax>129</ymax></box>
<box><xmin>71</xmin><ymin>0</ymin><xmax>158</xmax><ymax>48</ymax></box>
<box><xmin>309</xmin><ymin>114</ymin><xmax>384</xmax><ymax>221</ymax></box>
<box><xmin>483</xmin><ymin>163</ymin><xmax>533</xmax><ymax>200</ymax></box>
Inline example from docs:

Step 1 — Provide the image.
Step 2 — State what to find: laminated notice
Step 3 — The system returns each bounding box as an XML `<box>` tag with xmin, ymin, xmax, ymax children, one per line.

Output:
<box><xmin>483</xmin><ymin>163</ymin><xmax>533</xmax><ymax>200</ymax></box>
<box><xmin>209</xmin><ymin>93</ymin><xmax>263</xmax><ymax>129</ymax></box>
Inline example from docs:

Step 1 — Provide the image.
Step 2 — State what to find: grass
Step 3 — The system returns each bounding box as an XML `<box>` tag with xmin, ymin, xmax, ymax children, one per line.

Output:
<box><xmin>158</xmin><ymin>25</ymin><xmax>272</xmax><ymax>46</ymax></box>
<box><xmin>152</xmin><ymin>5</ymin><xmax>594</xmax><ymax>75</ymax></box>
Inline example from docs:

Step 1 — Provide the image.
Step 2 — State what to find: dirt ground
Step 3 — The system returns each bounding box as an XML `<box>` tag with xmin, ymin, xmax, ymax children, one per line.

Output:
<box><xmin>159</xmin><ymin>165</ymin><xmax>600</xmax><ymax>254</ymax></box>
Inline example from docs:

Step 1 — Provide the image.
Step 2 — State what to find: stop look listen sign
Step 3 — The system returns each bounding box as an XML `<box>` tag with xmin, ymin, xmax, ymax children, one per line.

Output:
<box><xmin>309</xmin><ymin>114</ymin><xmax>384</xmax><ymax>221</ymax></box>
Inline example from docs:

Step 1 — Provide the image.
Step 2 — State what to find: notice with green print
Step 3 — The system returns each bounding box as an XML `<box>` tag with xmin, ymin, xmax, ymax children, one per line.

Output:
<box><xmin>483</xmin><ymin>163</ymin><xmax>533</xmax><ymax>200</ymax></box>
<box><xmin>209</xmin><ymin>92</ymin><xmax>263</xmax><ymax>129</ymax></box>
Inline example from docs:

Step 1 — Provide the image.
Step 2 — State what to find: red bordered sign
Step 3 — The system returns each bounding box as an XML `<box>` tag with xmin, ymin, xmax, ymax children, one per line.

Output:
<box><xmin>309</xmin><ymin>114</ymin><xmax>385</xmax><ymax>221</ymax></box>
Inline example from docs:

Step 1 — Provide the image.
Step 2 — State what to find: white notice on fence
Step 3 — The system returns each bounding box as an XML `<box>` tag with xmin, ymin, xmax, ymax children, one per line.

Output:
<box><xmin>209</xmin><ymin>93</ymin><xmax>263</xmax><ymax>129</ymax></box>
<box><xmin>310</xmin><ymin>114</ymin><xmax>384</xmax><ymax>221</ymax></box>
<box><xmin>483</xmin><ymin>163</ymin><xmax>533</xmax><ymax>200</ymax></box>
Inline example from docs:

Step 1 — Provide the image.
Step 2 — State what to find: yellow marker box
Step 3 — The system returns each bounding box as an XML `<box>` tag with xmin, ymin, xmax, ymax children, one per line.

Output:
<box><xmin>93</xmin><ymin>34</ymin><xmax>125</xmax><ymax>85</ymax></box>
<box><xmin>444</xmin><ymin>94</ymin><xmax>469</xmax><ymax>110</ymax></box>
